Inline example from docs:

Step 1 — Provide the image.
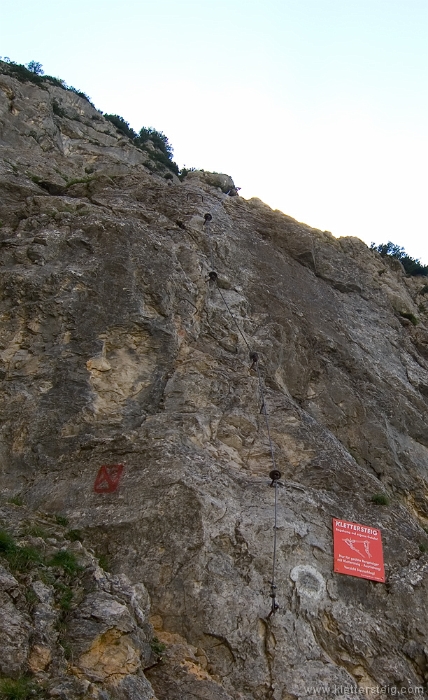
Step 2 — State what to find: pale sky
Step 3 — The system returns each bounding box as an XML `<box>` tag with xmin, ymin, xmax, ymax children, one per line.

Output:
<box><xmin>1</xmin><ymin>0</ymin><xmax>427</xmax><ymax>263</ymax></box>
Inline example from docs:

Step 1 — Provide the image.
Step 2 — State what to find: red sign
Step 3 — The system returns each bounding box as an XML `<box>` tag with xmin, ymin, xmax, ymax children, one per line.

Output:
<box><xmin>93</xmin><ymin>464</ymin><xmax>124</xmax><ymax>493</ymax></box>
<box><xmin>333</xmin><ymin>518</ymin><xmax>385</xmax><ymax>583</ymax></box>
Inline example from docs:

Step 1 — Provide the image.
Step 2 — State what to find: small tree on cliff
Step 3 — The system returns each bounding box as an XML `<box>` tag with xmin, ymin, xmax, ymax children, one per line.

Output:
<box><xmin>27</xmin><ymin>61</ymin><xmax>44</xmax><ymax>75</ymax></box>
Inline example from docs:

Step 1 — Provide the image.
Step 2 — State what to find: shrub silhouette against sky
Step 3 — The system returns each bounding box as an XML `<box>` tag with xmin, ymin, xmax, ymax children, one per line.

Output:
<box><xmin>371</xmin><ymin>241</ymin><xmax>428</xmax><ymax>277</ymax></box>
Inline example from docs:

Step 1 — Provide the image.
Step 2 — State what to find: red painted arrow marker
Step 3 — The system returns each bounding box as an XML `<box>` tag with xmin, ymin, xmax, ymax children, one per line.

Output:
<box><xmin>93</xmin><ymin>464</ymin><xmax>124</xmax><ymax>493</ymax></box>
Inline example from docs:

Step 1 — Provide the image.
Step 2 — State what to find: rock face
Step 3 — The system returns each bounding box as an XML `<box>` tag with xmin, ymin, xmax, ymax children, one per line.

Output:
<box><xmin>0</xmin><ymin>65</ymin><xmax>427</xmax><ymax>699</ymax></box>
<box><xmin>0</xmin><ymin>508</ymin><xmax>157</xmax><ymax>699</ymax></box>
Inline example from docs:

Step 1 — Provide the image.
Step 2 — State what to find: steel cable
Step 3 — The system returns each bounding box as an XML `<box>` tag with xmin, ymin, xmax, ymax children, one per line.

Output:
<box><xmin>203</xmin><ymin>207</ymin><xmax>281</xmax><ymax>616</ymax></box>
<box><xmin>216</xmin><ymin>285</ymin><xmax>252</xmax><ymax>353</ymax></box>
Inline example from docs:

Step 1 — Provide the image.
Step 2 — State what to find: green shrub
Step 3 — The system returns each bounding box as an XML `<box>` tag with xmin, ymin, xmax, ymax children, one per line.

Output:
<box><xmin>399</xmin><ymin>311</ymin><xmax>419</xmax><ymax>326</ymax></box>
<box><xmin>136</xmin><ymin>127</ymin><xmax>173</xmax><ymax>158</ymax></box>
<box><xmin>104</xmin><ymin>114</ymin><xmax>137</xmax><ymax>140</ymax></box>
<box><xmin>150</xmin><ymin>636</ymin><xmax>166</xmax><ymax>655</ymax></box>
<box><xmin>102</xmin><ymin>117</ymin><xmax>179</xmax><ymax>174</ymax></box>
<box><xmin>55</xmin><ymin>515</ymin><xmax>69</xmax><ymax>527</ymax></box>
<box><xmin>49</xmin><ymin>550</ymin><xmax>81</xmax><ymax>575</ymax></box>
<box><xmin>0</xmin><ymin>529</ymin><xmax>16</xmax><ymax>553</ymax></box>
<box><xmin>419</xmin><ymin>543</ymin><xmax>427</xmax><ymax>553</ymax></box>
<box><xmin>27</xmin><ymin>61</ymin><xmax>43</xmax><ymax>75</ymax></box>
<box><xmin>178</xmin><ymin>166</ymin><xmax>195</xmax><ymax>181</ymax></box>
<box><xmin>136</xmin><ymin>128</ymin><xmax>179</xmax><ymax>174</ymax></box>
<box><xmin>143</xmin><ymin>146</ymin><xmax>179</xmax><ymax>175</ymax></box>
<box><xmin>371</xmin><ymin>493</ymin><xmax>389</xmax><ymax>506</ymax></box>
<box><xmin>67</xmin><ymin>86</ymin><xmax>93</xmax><ymax>103</ymax></box>
<box><xmin>7</xmin><ymin>495</ymin><xmax>24</xmax><ymax>506</ymax></box>
<box><xmin>52</xmin><ymin>100</ymin><xmax>66</xmax><ymax>118</ymax></box>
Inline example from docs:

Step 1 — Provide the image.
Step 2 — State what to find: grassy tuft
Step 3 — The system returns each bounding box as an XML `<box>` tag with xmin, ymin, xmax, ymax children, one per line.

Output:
<box><xmin>49</xmin><ymin>550</ymin><xmax>81</xmax><ymax>575</ymax></box>
<box><xmin>0</xmin><ymin>529</ymin><xmax>16</xmax><ymax>553</ymax></box>
<box><xmin>150</xmin><ymin>636</ymin><xmax>166</xmax><ymax>655</ymax></box>
<box><xmin>67</xmin><ymin>529</ymin><xmax>83</xmax><ymax>542</ymax></box>
<box><xmin>8</xmin><ymin>545</ymin><xmax>43</xmax><ymax>572</ymax></box>
<box><xmin>24</xmin><ymin>525</ymin><xmax>49</xmax><ymax>539</ymax></box>
<box><xmin>24</xmin><ymin>588</ymin><xmax>39</xmax><ymax>610</ymax></box>
<box><xmin>7</xmin><ymin>495</ymin><xmax>24</xmax><ymax>506</ymax></box>
<box><xmin>60</xmin><ymin>641</ymin><xmax>73</xmax><ymax>660</ymax></box>
<box><xmin>98</xmin><ymin>553</ymin><xmax>110</xmax><ymax>572</ymax></box>
<box><xmin>399</xmin><ymin>311</ymin><xmax>419</xmax><ymax>326</ymax></box>
<box><xmin>0</xmin><ymin>677</ymin><xmax>37</xmax><ymax>699</ymax></box>
<box><xmin>371</xmin><ymin>493</ymin><xmax>389</xmax><ymax>506</ymax></box>
<box><xmin>65</xmin><ymin>176</ymin><xmax>94</xmax><ymax>188</ymax></box>
<box><xmin>0</xmin><ymin>529</ymin><xmax>43</xmax><ymax>572</ymax></box>
<box><xmin>55</xmin><ymin>582</ymin><xmax>74</xmax><ymax>611</ymax></box>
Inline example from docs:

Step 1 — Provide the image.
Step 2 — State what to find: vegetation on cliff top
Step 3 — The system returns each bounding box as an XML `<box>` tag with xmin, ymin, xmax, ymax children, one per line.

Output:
<box><xmin>371</xmin><ymin>241</ymin><xmax>428</xmax><ymax>276</ymax></box>
<box><xmin>0</xmin><ymin>57</ymin><xmax>93</xmax><ymax>103</ymax></box>
<box><xmin>0</xmin><ymin>58</ymin><xmax>179</xmax><ymax>175</ymax></box>
<box><xmin>103</xmin><ymin>115</ymin><xmax>179</xmax><ymax>174</ymax></box>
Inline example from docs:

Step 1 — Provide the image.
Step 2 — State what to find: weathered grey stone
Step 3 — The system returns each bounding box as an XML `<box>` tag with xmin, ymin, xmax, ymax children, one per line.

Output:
<box><xmin>0</xmin><ymin>591</ymin><xmax>31</xmax><ymax>676</ymax></box>
<box><xmin>146</xmin><ymin>629</ymin><xmax>234</xmax><ymax>700</ymax></box>
<box><xmin>31</xmin><ymin>579</ymin><xmax>58</xmax><ymax>650</ymax></box>
<box><xmin>0</xmin><ymin>563</ymin><xmax>19</xmax><ymax>592</ymax></box>
<box><xmin>108</xmin><ymin>674</ymin><xmax>157</xmax><ymax>700</ymax></box>
<box><xmin>47</xmin><ymin>676</ymin><xmax>91</xmax><ymax>699</ymax></box>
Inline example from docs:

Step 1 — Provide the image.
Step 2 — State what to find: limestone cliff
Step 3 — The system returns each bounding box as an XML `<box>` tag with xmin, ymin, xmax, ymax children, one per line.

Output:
<box><xmin>0</xmin><ymin>65</ymin><xmax>427</xmax><ymax>699</ymax></box>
